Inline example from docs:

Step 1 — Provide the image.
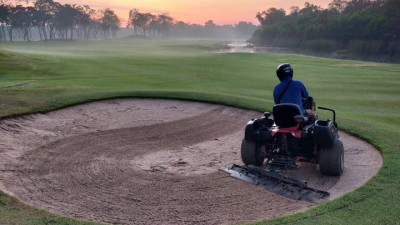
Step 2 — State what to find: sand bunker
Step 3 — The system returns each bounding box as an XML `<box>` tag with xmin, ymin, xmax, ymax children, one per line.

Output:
<box><xmin>0</xmin><ymin>99</ymin><xmax>382</xmax><ymax>225</ymax></box>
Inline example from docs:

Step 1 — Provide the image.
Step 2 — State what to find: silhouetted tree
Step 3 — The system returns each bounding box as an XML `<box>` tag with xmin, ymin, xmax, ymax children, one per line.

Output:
<box><xmin>256</xmin><ymin>8</ymin><xmax>286</xmax><ymax>25</ymax></box>
<box><xmin>128</xmin><ymin>9</ymin><xmax>139</xmax><ymax>35</ymax></box>
<box><xmin>34</xmin><ymin>0</ymin><xmax>59</xmax><ymax>40</ymax></box>
<box><xmin>0</xmin><ymin>3</ymin><xmax>10</xmax><ymax>41</ymax></box>
<box><xmin>127</xmin><ymin>9</ymin><xmax>153</xmax><ymax>36</ymax></box>
<box><xmin>74</xmin><ymin>5</ymin><xmax>93</xmax><ymax>40</ymax></box>
<box><xmin>100</xmin><ymin>8</ymin><xmax>120</xmax><ymax>39</ymax></box>
<box><xmin>234</xmin><ymin>21</ymin><xmax>258</xmax><ymax>39</ymax></box>
<box><xmin>8</xmin><ymin>5</ymin><xmax>31</xmax><ymax>41</ymax></box>
<box><xmin>148</xmin><ymin>16</ymin><xmax>159</xmax><ymax>38</ymax></box>
<box><xmin>204</xmin><ymin>20</ymin><xmax>217</xmax><ymax>36</ymax></box>
<box><xmin>0</xmin><ymin>0</ymin><xmax>123</xmax><ymax>41</ymax></box>
<box><xmin>157</xmin><ymin>14</ymin><xmax>173</xmax><ymax>37</ymax></box>
<box><xmin>328</xmin><ymin>0</ymin><xmax>348</xmax><ymax>13</ymax></box>
<box><xmin>53</xmin><ymin>4</ymin><xmax>76</xmax><ymax>39</ymax></box>
<box><xmin>382</xmin><ymin>0</ymin><xmax>400</xmax><ymax>41</ymax></box>
<box><xmin>343</xmin><ymin>0</ymin><xmax>374</xmax><ymax>14</ymax></box>
<box><xmin>89</xmin><ymin>10</ymin><xmax>102</xmax><ymax>39</ymax></box>
<box><xmin>143</xmin><ymin>13</ymin><xmax>155</xmax><ymax>37</ymax></box>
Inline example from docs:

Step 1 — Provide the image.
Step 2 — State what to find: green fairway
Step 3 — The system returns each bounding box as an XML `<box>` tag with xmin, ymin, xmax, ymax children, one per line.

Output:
<box><xmin>0</xmin><ymin>39</ymin><xmax>399</xmax><ymax>225</ymax></box>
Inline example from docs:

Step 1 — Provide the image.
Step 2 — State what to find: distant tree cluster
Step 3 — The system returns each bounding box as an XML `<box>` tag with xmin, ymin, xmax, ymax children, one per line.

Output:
<box><xmin>127</xmin><ymin>9</ymin><xmax>173</xmax><ymax>38</ymax></box>
<box><xmin>170</xmin><ymin>20</ymin><xmax>258</xmax><ymax>40</ymax></box>
<box><xmin>250</xmin><ymin>0</ymin><xmax>400</xmax><ymax>62</ymax></box>
<box><xmin>125</xmin><ymin>10</ymin><xmax>257</xmax><ymax>40</ymax></box>
<box><xmin>0</xmin><ymin>1</ymin><xmax>257</xmax><ymax>42</ymax></box>
<box><xmin>0</xmin><ymin>0</ymin><xmax>120</xmax><ymax>41</ymax></box>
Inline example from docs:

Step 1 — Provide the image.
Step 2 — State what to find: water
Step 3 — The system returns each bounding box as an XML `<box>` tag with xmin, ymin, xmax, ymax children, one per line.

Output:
<box><xmin>217</xmin><ymin>41</ymin><xmax>298</xmax><ymax>54</ymax></box>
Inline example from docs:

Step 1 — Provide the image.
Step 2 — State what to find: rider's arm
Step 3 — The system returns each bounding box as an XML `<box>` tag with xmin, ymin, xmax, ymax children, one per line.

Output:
<box><xmin>273</xmin><ymin>86</ymin><xmax>279</xmax><ymax>104</ymax></box>
<box><xmin>300</xmin><ymin>82</ymin><xmax>309</xmax><ymax>99</ymax></box>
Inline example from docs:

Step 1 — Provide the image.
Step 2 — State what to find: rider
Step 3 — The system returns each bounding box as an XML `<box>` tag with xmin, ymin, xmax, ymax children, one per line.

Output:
<box><xmin>273</xmin><ymin>63</ymin><xmax>316</xmax><ymax>120</ymax></box>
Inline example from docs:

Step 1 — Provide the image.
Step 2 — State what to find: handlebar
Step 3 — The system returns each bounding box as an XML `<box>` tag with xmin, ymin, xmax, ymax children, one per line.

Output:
<box><xmin>318</xmin><ymin>106</ymin><xmax>337</xmax><ymax>128</ymax></box>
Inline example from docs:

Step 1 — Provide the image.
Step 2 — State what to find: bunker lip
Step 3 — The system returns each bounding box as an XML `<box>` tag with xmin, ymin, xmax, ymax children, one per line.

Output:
<box><xmin>0</xmin><ymin>99</ymin><xmax>382</xmax><ymax>225</ymax></box>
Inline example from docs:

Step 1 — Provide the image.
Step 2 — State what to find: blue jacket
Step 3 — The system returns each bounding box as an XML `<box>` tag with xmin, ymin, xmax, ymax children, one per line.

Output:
<box><xmin>273</xmin><ymin>77</ymin><xmax>309</xmax><ymax>114</ymax></box>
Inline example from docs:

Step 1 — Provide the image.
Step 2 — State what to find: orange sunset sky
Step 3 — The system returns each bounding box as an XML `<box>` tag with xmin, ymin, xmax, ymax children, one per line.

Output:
<box><xmin>32</xmin><ymin>0</ymin><xmax>334</xmax><ymax>25</ymax></box>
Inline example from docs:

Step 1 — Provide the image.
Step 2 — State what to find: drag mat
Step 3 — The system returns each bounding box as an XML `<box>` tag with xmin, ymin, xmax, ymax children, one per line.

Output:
<box><xmin>0</xmin><ymin>99</ymin><xmax>382</xmax><ymax>225</ymax></box>
<box><xmin>221</xmin><ymin>165</ymin><xmax>330</xmax><ymax>202</ymax></box>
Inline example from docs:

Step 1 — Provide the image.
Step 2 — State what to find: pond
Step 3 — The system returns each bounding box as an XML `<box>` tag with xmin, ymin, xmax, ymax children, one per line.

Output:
<box><xmin>217</xmin><ymin>41</ymin><xmax>299</xmax><ymax>54</ymax></box>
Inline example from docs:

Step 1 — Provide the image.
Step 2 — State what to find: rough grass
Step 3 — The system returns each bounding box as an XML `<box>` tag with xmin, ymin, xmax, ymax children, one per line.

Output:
<box><xmin>0</xmin><ymin>39</ymin><xmax>399</xmax><ymax>225</ymax></box>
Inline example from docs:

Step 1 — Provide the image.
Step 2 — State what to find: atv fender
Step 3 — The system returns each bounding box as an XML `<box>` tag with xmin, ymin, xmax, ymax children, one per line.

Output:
<box><xmin>244</xmin><ymin>119</ymin><xmax>272</xmax><ymax>142</ymax></box>
<box><xmin>314</xmin><ymin>120</ymin><xmax>338</xmax><ymax>147</ymax></box>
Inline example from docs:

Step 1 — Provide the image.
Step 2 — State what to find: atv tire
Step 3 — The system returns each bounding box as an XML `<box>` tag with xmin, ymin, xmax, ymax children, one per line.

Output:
<box><xmin>319</xmin><ymin>140</ymin><xmax>344</xmax><ymax>176</ymax></box>
<box><xmin>241</xmin><ymin>138</ymin><xmax>264</xmax><ymax>166</ymax></box>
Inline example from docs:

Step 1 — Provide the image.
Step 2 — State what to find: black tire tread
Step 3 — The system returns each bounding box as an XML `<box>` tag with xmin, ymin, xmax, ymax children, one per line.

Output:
<box><xmin>319</xmin><ymin>140</ymin><xmax>344</xmax><ymax>176</ymax></box>
<box><xmin>241</xmin><ymin>138</ymin><xmax>263</xmax><ymax>166</ymax></box>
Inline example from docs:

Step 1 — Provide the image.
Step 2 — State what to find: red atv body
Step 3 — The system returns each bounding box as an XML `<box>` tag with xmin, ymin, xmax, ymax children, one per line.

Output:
<box><xmin>241</xmin><ymin>103</ymin><xmax>344</xmax><ymax>176</ymax></box>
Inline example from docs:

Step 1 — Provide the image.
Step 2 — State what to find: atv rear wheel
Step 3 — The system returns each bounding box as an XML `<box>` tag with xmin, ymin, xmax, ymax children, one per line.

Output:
<box><xmin>319</xmin><ymin>140</ymin><xmax>344</xmax><ymax>176</ymax></box>
<box><xmin>241</xmin><ymin>138</ymin><xmax>264</xmax><ymax>166</ymax></box>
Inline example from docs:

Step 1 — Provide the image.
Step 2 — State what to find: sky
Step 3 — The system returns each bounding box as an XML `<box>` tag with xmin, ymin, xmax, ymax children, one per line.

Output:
<box><xmin>31</xmin><ymin>0</ymin><xmax>334</xmax><ymax>25</ymax></box>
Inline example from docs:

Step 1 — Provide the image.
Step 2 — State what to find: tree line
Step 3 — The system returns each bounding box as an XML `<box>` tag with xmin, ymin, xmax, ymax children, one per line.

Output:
<box><xmin>0</xmin><ymin>0</ymin><xmax>121</xmax><ymax>41</ymax></box>
<box><xmin>0</xmin><ymin>0</ymin><xmax>258</xmax><ymax>42</ymax></box>
<box><xmin>250</xmin><ymin>0</ymin><xmax>400</xmax><ymax>62</ymax></box>
<box><xmin>170</xmin><ymin>20</ymin><xmax>257</xmax><ymax>40</ymax></box>
<box><xmin>127</xmin><ymin>9</ymin><xmax>173</xmax><ymax>38</ymax></box>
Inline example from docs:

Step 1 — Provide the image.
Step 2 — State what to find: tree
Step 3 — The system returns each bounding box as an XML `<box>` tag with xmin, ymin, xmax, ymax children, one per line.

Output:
<box><xmin>382</xmin><ymin>0</ymin><xmax>400</xmax><ymax>41</ymax></box>
<box><xmin>328</xmin><ymin>0</ymin><xmax>348</xmax><ymax>13</ymax></box>
<box><xmin>204</xmin><ymin>20</ymin><xmax>216</xmax><ymax>36</ymax></box>
<box><xmin>73</xmin><ymin>5</ymin><xmax>93</xmax><ymax>40</ymax></box>
<box><xmin>157</xmin><ymin>14</ymin><xmax>173</xmax><ymax>37</ymax></box>
<box><xmin>100</xmin><ymin>8</ymin><xmax>120</xmax><ymax>39</ymax></box>
<box><xmin>0</xmin><ymin>3</ymin><xmax>10</xmax><ymax>41</ymax></box>
<box><xmin>143</xmin><ymin>13</ymin><xmax>155</xmax><ymax>37</ymax></box>
<box><xmin>234</xmin><ymin>21</ymin><xmax>258</xmax><ymax>39</ymax></box>
<box><xmin>128</xmin><ymin>9</ymin><xmax>138</xmax><ymax>35</ymax></box>
<box><xmin>89</xmin><ymin>10</ymin><xmax>102</xmax><ymax>39</ymax></box>
<box><xmin>20</xmin><ymin>6</ymin><xmax>36</xmax><ymax>41</ymax></box>
<box><xmin>8</xmin><ymin>5</ymin><xmax>28</xmax><ymax>41</ymax></box>
<box><xmin>0</xmin><ymin>0</ymin><xmax>122</xmax><ymax>41</ymax></box>
<box><xmin>204</xmin><ymin>20</ymin><xmax>215</xmax><ymax>27</ymax></box>
<box><xmin>299</xmin><ymin>2</ymin><xmax>322</xmax><ymax>16</ymax></box>
<box><xmin>128</xmin><ymin>9</ymin><xmax>153</xmax><ymax>36</ymax></box>
<box><xmin>148</xmin><ymin>16</ymin><xmax>159</xmax><ymax>38</ymax></box>
<box><xmin>250</xmin><ymin>0</ymin><xmax>398</xmax><ymax>62</ymax></box>
<box><xmin>289</xmin><ymin>6</ymin><xmax>300</xmax><ymax>18</ymax></box>
<box><xmin>53</xmin><ymin>4</ymin><xmax>78</xmax><ymax>39</ymax></box>
<box><xmin>256</xmin><ymin>8</ymin><xmax>286</xmax><ymax>25</ymax></box>
<box><xmin>34</xmin><ymin>0</ymin><xmax>60</xmax><ymax>40</ymax></box>
<box><xmin>343</xmin><ymin>0</ymin><xmax>373</xmax><ymax>14</ymax></box>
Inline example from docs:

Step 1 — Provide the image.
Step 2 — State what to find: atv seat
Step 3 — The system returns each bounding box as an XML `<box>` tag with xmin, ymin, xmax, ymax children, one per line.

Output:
<box><xmin>273</xmin><ymin>104</ymin><xmax>305</xmax><ymax>128</ymax></box>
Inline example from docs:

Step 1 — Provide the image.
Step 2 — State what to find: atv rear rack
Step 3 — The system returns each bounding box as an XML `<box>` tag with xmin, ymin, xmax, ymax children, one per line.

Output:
<box><xmin>220</xmin><ymin>164</ymin><xmax>330</xmax><ymax>202</ymax></box>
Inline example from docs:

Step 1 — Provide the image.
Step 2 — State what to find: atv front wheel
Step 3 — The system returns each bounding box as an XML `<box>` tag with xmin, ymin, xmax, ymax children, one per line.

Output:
<box><xmin>241</xmin><ymin>138</ymin><xmax>264</xmax><ymax>166</ymax></box>
<box><xmin>319</xmin><ymin>140</ymin><xmax>344</xmax><ymax>176</ymax></box>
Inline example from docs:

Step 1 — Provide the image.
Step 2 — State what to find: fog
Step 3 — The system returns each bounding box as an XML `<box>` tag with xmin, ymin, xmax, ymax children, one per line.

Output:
<box><xmin>1</xmin><ymin>25</ymin><xmax>257</xmax><ymax>42</ymax></box>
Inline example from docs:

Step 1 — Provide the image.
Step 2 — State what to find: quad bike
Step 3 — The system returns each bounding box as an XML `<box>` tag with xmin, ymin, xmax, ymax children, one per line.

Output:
<box><xmin>241</xmin><ymin>103</ymin><xmax>344</xmax><ymax>176</ymax></box>
<box><xmin>221</xmin><ymin>103</ymin><xmax>344</xmax><ymax>201</ymax></box>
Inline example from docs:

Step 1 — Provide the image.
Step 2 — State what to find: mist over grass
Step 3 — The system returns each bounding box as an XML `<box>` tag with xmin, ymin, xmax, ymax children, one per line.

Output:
<box><xmin>0</xmin><ymin>39</ymin><xmax>399</xmax><ymax>224</ymax></box>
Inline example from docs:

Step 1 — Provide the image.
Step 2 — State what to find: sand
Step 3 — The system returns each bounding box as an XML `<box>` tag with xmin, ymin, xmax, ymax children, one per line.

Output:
<box><xmin>0</xmin><ymin>98</ymin><xmax>382</xmax><ymax>225</ymax></box>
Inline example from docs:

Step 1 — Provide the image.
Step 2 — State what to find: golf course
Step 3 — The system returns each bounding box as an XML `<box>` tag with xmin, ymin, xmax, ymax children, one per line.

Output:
<box><xmin>0</xmin><ymin>38</ymin><xmax>399</xmax><ymax>224</ymax></box>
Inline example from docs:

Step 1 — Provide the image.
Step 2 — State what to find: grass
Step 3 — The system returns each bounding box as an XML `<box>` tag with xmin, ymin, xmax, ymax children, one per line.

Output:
<box><xmin>0</xmin><ymin>38</ymin><xmax>399</xmax><ymax>224</ymax></box>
